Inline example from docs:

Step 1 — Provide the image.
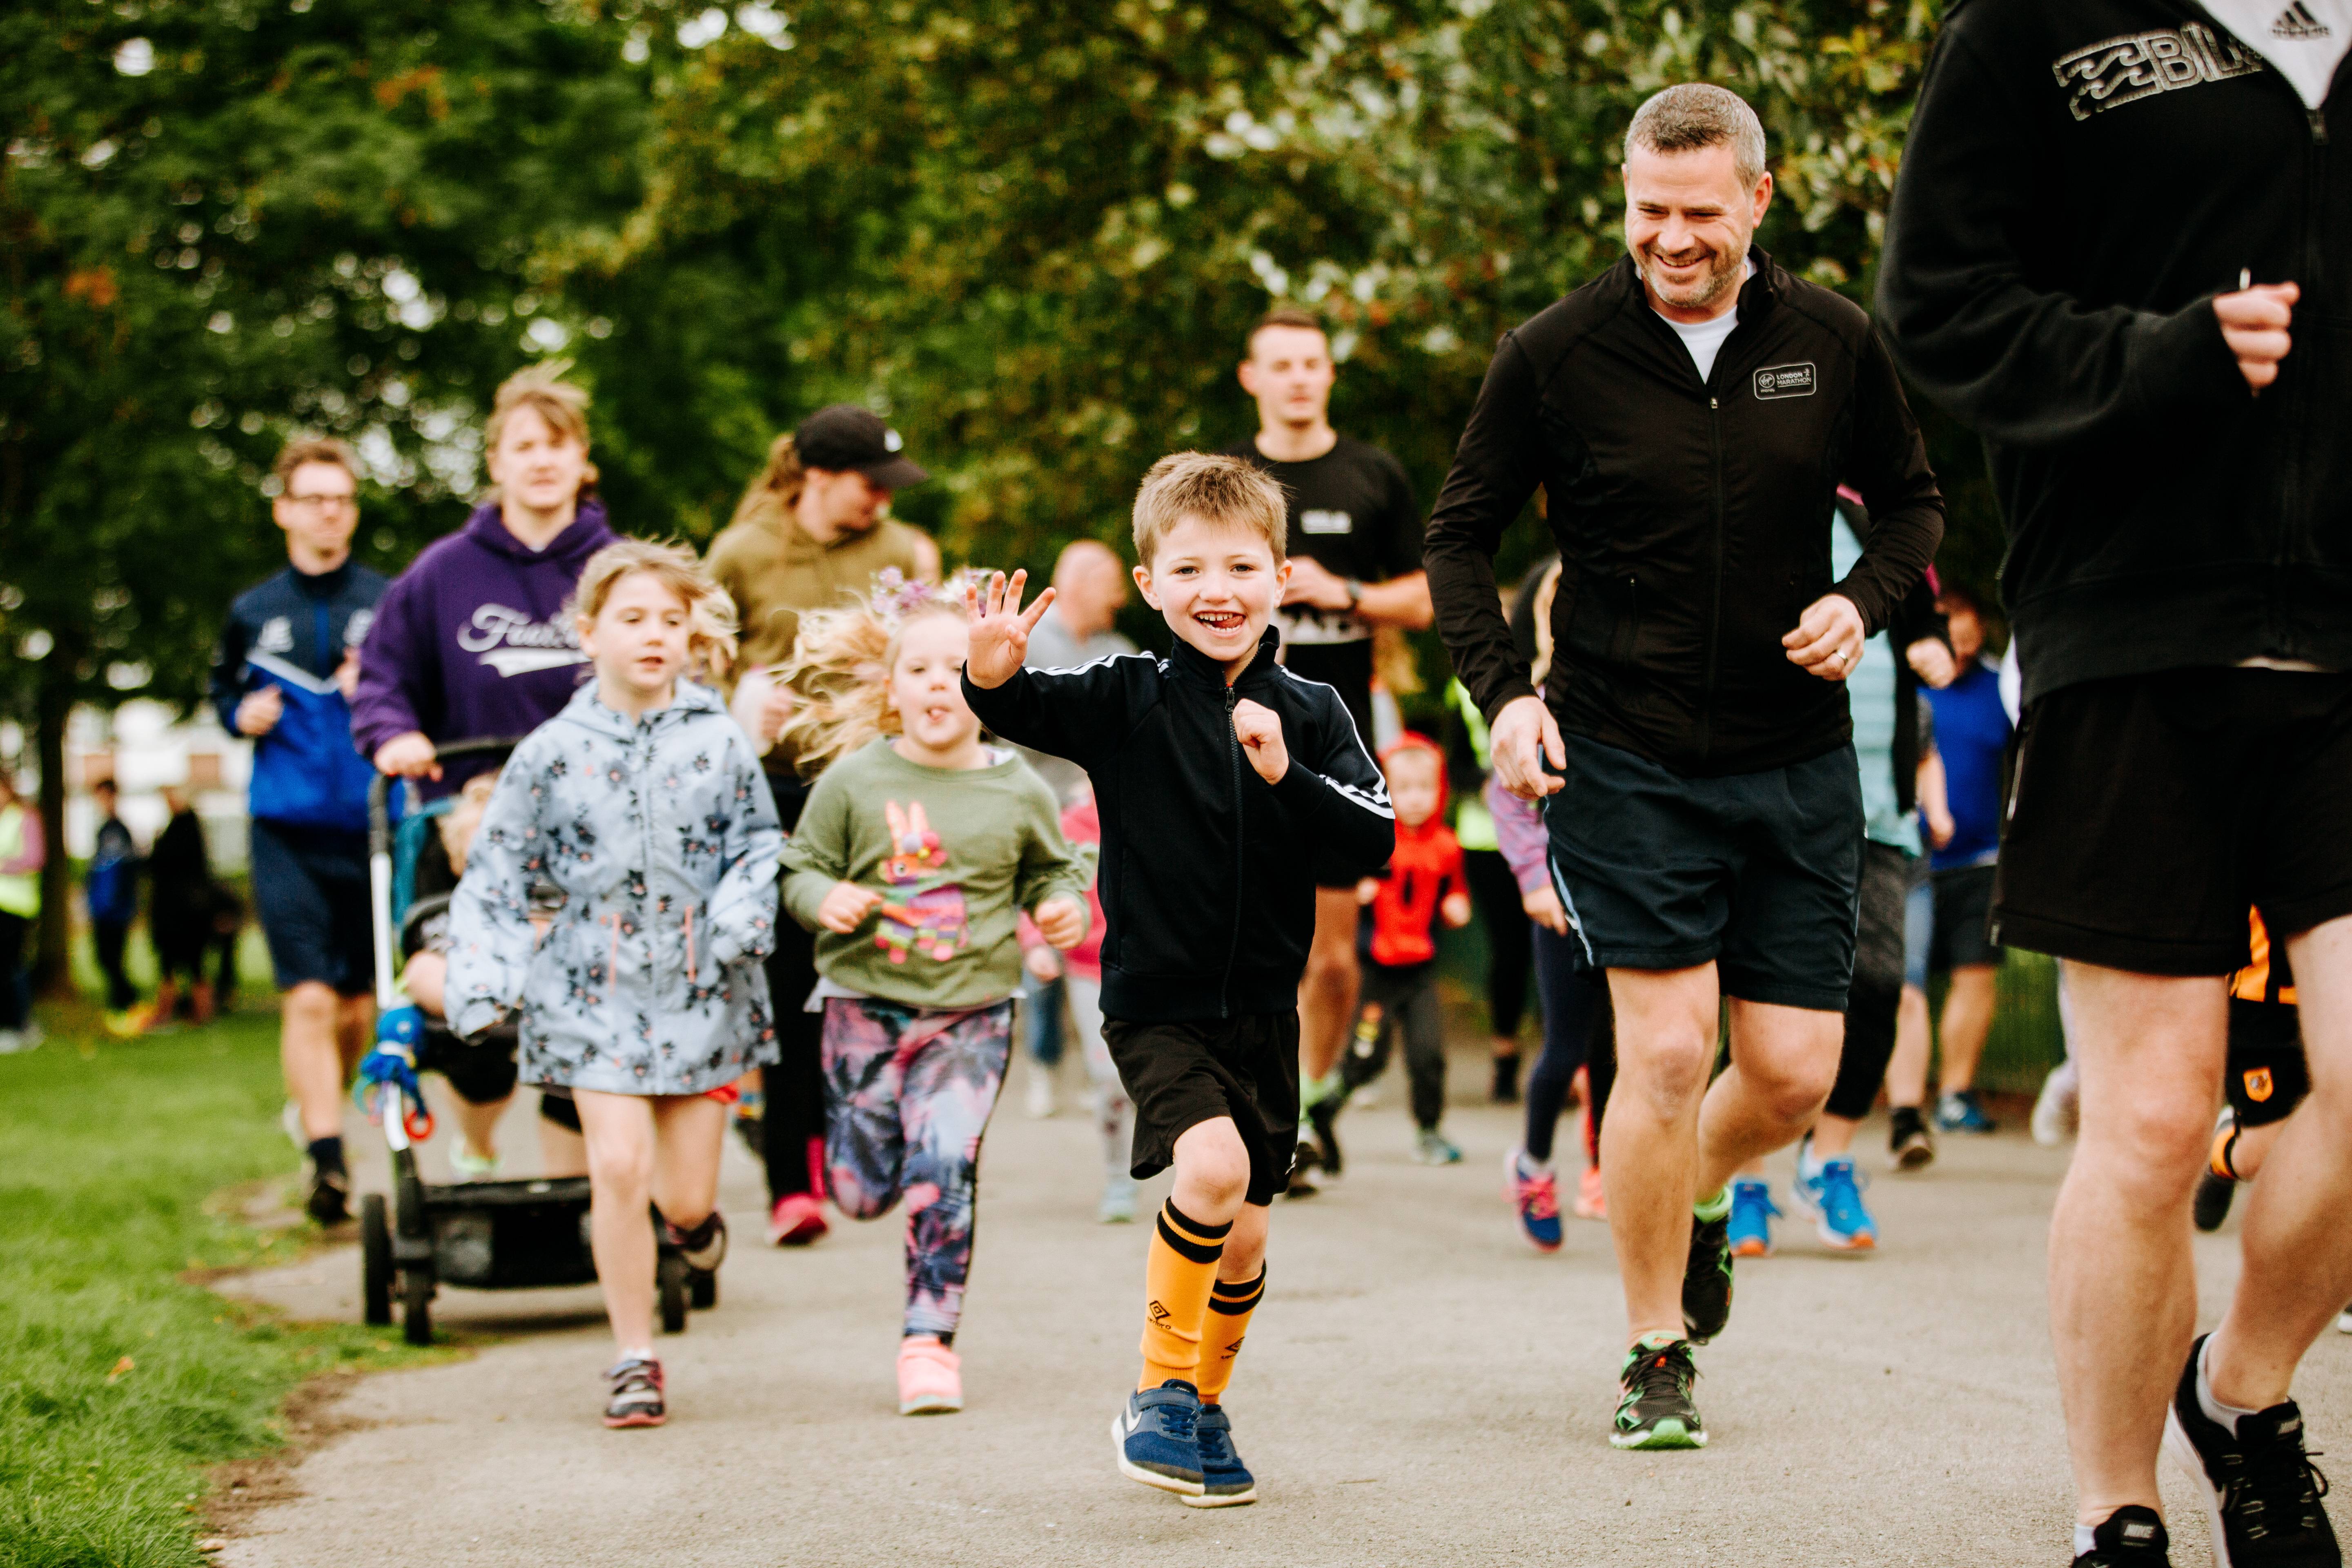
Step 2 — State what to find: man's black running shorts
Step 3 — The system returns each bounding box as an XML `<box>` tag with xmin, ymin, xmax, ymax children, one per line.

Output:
<box><xmin>1993</xmin><ymin>669</ymin><xmax>2352</xmax><ymax>975</ymax></box>
<box><xmin>1104</xmin><ymin>1011</ymin><xmax>1300</xmax><ymax>1207</ymax></box>
<box><xmin>1543</xmin><ymin>732</ymin><xmax>1863</xmax><ymax>1012</ymax></box>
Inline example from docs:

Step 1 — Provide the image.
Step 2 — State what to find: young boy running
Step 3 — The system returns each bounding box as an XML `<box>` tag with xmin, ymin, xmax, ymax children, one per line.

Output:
<box><xmin>964</xmin><ymin>452</ymin><xmax>1395</xmax><ymax>1507</ymax></box>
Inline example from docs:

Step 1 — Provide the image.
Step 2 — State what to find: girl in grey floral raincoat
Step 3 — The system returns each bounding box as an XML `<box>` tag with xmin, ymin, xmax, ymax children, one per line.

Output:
<box><xmin>447</xmin><ymin>539</ymin><xmax>782</xmax><ymax>1430</ymax></box>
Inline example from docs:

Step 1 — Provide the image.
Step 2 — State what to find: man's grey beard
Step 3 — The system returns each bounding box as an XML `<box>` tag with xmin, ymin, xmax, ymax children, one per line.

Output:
<box><xmin>1639</xmin><ymin>243</ymin><xmax>1745</xmax><ymax>311</ymax></box>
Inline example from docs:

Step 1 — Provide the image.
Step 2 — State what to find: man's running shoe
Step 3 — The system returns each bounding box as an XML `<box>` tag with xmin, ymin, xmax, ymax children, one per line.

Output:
<box><xmin>897</xmin><ymin>1335</ymin><xmax>962</xmax><ymax>1414</ymax></box>
<box><xmin>1682</xmin><ymin>1189</ymin><xmax>1735</xmax><ymax>1343</ymax></box>
<box><xmin>1611</xmin><ymin>1334</ymin><xmax>1706</xmax><ymax>1450</ymax></box>
<box><xmin>1113</xmin><ymin>1380</ymin><xmax>1204</xmax><ymax>1494</ymax></box>
<box><xmin>603</xmin><ymin>1356</ymin><xmax>666</xmax><ymax>1428</ymax></box>
<box><xmin>1283</xmin><ymin>1140</ymin><xmax>1321</xmax><ymax>1200</ymax></box>
<box><xmin>1936</xmin><ymin>1088</ymin><xmax>1998</xmax><ymax>1134</ymax></box>
<box><xmin>1506</xmin><ymin>1147</ymin><xmax>1563</xmax><ymax>1253</ymax></box>
<box><xmin>1185</xmin><ymin>1405</ymin><xmax>1256</xmax><ymax>1507</ymax></box>
<box><xmin>305</xmin><ymin>1165</ymin><xmax>350</xmax><ymax>1227</ymax></box>
<box><xmin>1727</xmin><ymin>1178</ymin><xmax>1778</xmax><ymax>1258</ymax></box>
<box><xmin>767</xmin><ymin>1193</ymin><xmax>829</xmax><ymax>1247</ymax></box>
<box><xmin>2163</xmin><ymin>1334</ymin><xmax>2337</xmax><ymax>1566</ymax></box>
<box><xmin>2032</xmin><ymin>1059</ymin><xmax>2080</xmax><ymax>1147</ymax></box>
<box><xmin>1575</xmin><ymin>1164</ymin><xmax>1607</xmax><ymax>1221</ymax></box>
<box><xmin>450</xmin><ymin>1145</ymin><xmax>502</xmax><ymax>1182</ymax></box>
<box><xmin>1307</xmin><ymin>1096</ymin><xmax>1344</xmax><ymax>1178</ymax></box>
<box><xmin>1888</xmin><ymin>1105</ymin><xmax>1936</xmax><ymax>1171</ymax></box>
<box><xmin>2337</xmin><ymin>1305</ymin><xmax>2352</xmax><ymax>1336</ymax></box>
<box><xmin>1794</xmin><ymin>1156</ymin><xmax>1878</xmax><ymax>1251</ymax></box>
<box><xmin>1414</xmin><ymin>1129</ymin><xmax>1463</xmax><ymax>1166</ymax></box>
<box><xmin>2070</xmin><ymin>1505</ymin><xmax>2170</xmax><ymax>1566</ymax></box>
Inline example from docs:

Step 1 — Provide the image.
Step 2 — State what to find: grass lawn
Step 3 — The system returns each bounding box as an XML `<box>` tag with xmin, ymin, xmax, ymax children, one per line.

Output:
<box><xmin>0</xmin><ymin>1002</ymin><xmax>446</xmax><ymax>1568</ymax></box>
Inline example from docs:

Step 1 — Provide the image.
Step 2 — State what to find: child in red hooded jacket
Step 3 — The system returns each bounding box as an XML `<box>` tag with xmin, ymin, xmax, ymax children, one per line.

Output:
<box><xmin>1304</xmin><ymin>733</ymin><xmax>1470</xmax><ymax>1170</ymax></box>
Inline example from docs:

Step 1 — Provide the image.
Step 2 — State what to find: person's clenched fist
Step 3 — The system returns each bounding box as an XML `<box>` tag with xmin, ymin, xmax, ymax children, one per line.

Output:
<box><xmin>1232</xmin><ymin>698</ymin><xmax>1289</xmax><ymax>784</ymax></box>
<box><xmin>1034</xmin><ymin>895</ymin><xmax>1089</xmax><ymax>950</ymax></box>
<box><xmin>817</xmin><ymin>880</ymin><xmax>884</xmax><ymax>934</ymax></box>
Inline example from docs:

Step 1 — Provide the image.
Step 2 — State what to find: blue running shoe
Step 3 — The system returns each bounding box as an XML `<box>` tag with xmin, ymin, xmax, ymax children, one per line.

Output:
<box><xmin>1795</xmin><ymin>1155</ymin><xmax>1879</xmax><ymax>1251</ymax></box>
<box><xmin>1935</xmin><ymin>1088</ymin><xmax>1998</xmax><ymax>1134</ymax></box>
<box><xmin>1112</xmin><ymin>1381</ymin><xmax>1204</xmax><ymax>1495</ymax></box>
<box><xmin>1184</xmin><ymin>1405</ymin><xmax>1256</xmax><ymax>1507</ymax></box>
<box><xmin>1727</xmin><ymin>1178</ymin><xmax>1779</xmax><ymax>1258</ymax></box>
<box><xmin>1505</xmin><ymin>1146</ymin><xmax>1563</xmax><ymax>1253</ymax></box>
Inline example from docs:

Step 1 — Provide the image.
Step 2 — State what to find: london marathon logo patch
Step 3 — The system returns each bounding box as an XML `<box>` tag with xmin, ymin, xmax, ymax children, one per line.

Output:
<box><xmin>1753</xmin><ymin>363</ymin><xmax>1817</xmax><ymax>401</ymax></box>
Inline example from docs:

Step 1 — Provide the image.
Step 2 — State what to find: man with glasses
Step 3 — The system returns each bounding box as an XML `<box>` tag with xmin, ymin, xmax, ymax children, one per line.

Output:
<box><xmin>210</xmin><ymin>437</ymin><xmax>388</xmax><ymax>1225</ymax></box>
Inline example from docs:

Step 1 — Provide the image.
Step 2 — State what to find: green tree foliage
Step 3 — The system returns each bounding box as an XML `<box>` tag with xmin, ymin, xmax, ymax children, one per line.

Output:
<box><xmin>0</xmin><ymin>0</ymin><xmax>650</xmax><ymax>978</ymax></box>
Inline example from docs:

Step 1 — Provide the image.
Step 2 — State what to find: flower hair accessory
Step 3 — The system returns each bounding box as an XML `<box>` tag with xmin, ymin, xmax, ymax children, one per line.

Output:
<box><xmin>870</xmin><ymin>567</ymin><xmax>985</xmax><ymax>625</ymax></box>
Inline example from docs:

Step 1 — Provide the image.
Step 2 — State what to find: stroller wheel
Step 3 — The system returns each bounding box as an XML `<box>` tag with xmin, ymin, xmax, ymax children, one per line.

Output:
<box><xmin>401</xmin><ymin>1265</ymin><xmax>436</xmax><ymax>1346</ymax></box>
<box><xmin>690</xmin><ymin>1267</ymin><xmax>717</xmax><ymax>1311</ymax></box>
<box><xmin>658</xmin><ymin>1252</ymin><xmax>690</xmax><ymax>1334</ymax></box>
<box><xmin>361</xmin><ymin>1195</ymin><xmax>392</xmax><ymax>1327</ymax></box>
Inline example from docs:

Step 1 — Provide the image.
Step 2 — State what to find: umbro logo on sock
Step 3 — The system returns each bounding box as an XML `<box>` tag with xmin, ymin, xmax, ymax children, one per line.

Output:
<box><xmin>1146</xmin><ymin>1300</ymin><xmax>1171</xmax><ymax>1325</ymax></box>
<box><xmin>2274</xmin><ymin>1</ymin><xmax>2331</xmax><ymax>38</ymax></box>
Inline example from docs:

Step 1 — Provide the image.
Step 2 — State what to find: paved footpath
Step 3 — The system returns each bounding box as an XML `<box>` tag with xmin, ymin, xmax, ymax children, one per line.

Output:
<box><xmin>217</xmin><ymin>1044</ymin><xmax>2352</xmax><ymax>1568</ymax></box>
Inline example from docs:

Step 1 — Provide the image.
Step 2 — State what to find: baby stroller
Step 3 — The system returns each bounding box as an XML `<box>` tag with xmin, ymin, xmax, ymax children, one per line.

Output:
<box><xmin>355</xmin><ymin>737</ymin><xmax>714</xmax><ymax>1344</ymax></box>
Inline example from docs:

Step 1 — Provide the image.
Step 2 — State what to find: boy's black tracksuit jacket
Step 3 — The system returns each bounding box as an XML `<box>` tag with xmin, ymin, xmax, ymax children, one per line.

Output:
<box><xmin>1879</xmin><ymin>0</ymin><xmax>2352</xmax><ymax>704</ymax></box>
<box><xmin>964</xmin><ymin>630</ymin><xmax>1395</xmax><ymax>1024</ymax></box>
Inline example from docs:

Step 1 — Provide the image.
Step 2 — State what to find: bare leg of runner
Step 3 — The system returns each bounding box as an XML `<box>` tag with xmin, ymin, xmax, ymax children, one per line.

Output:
<box><xmin>283</xmin><ymin>981</ymin><xmax>350</xmax><ymax>1140</ymax></box>
<box><xmin>1298</xmin><ymin>887</ymin><xmax>1361</xmax><ymax>1081</ymax></box>
<box><xmin>1935</xmin><ymin>963</ymin><xmax>1998</xmax><ymax>1098</ymax></box>
<box><xmin>1695</xmin><ymin>1002</ymin><xmax>1843</xmax><ymax>1198</ymax></box>
<box><xmin>2048</xmin><ymin>962</ymin><xmax>2224</xmax><ymax>1526</ymax></box>
<box><xmin>2207</xmin><ymin>915</ymin><xmax>2352</xmax><ymax>1409</ymax></box>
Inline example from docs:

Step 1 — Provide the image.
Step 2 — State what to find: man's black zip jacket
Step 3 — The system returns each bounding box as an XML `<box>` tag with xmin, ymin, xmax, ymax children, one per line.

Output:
<box><xmin>1878</xmin><ymin>0</ymin><xmax>2350</xmax><ymax>704</ymax></box>
<box><xmin>1425</xmin><ymin>249</ymin><xmax>1944</xmax><ymax>777</ymax></box>
<box><xmin>963</xmin><ymin>629</ymin><xmax>1394</xmax><ymax>1024</ymax></box>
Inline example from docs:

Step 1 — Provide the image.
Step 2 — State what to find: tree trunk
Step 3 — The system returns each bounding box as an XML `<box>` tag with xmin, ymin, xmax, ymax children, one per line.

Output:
<box><xmin>33</xmin><ymin>654</ymin><xmax>71</xmax><ymax>997</ymax></box>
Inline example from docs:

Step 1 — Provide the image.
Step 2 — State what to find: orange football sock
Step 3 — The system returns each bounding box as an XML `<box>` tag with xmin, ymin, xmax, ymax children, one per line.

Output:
<box><xmin>1139</xmin><ymin>1198</ymin><xmax>1229</xmax><ymax>1390</ymax></box>
<box><xmin>1196</xmin><ymin>1267</ymin><xmax>1265</xmax><ymax>1405</ymax></box>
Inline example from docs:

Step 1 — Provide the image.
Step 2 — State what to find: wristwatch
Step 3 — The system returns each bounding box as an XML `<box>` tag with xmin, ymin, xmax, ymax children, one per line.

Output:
<box><xmin>1343</xmin><ymin>578</ymin><xmax>1364</xmax><ymax>614</ymax></box>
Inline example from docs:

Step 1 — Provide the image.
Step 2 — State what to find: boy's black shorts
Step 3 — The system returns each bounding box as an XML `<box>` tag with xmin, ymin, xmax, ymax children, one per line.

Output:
<box><xmin>1103</xmin><ymin>1011</ymin><xmax>1300</xmax><ymax>1207</ymax></box>
<box><xmin>2226</xmin><ymin>998</ymin><xmax>2308</xmax><ymax>1130</ymax></box>
<box><xmin>1993</xmin><ymin>668</ymin><xmax>2352</xmax><ymax>975</ymax></box>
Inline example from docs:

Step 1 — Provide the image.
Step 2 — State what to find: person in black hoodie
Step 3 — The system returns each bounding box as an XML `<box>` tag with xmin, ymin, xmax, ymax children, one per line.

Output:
<box><xmin>1880</xmin><ymin>6</ymin><xmax>2349</xmax><ymax>1564</ymax></box>
<box><xmin>1425</xmin><ymin>83</ymin><xmax>1941</xmax><ymax>1453</ymax></box>
<box><xmin>964</xmin><ymin>452</ymin><xmax>1393</xmax><ymax>1510</ymax></box>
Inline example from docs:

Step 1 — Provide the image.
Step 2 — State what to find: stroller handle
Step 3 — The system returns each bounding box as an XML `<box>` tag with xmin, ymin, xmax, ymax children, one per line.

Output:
<box><xmin>368</xmin><ymin>736</ymin><xmax>526</xmax><ymax>1011</ymax></box>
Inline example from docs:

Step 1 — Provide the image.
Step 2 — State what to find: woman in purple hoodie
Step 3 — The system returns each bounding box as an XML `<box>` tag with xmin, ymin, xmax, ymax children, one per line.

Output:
<box><xmin>353</xmin><ymin>359</ymin><xmax>621</xmax><ymax>1176</ymax></box>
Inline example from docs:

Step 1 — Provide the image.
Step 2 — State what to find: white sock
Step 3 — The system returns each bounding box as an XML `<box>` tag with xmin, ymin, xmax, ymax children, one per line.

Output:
<box><xmin>1798</xmin><ymin>1140</ymin><xmax>1828</xmax><ymax>1182</ymax></box>
<box><xmin>1515</xmin><ymin>1147</ymin><xmax>1551</xmax><ymax>1178</ymax></box>
<box><xmin>2074</xmin><ymin>1524</ymin><xmax>2098</xmax><ymax>1557</ymax></box>
<box><xmin>2196</xmin><ymin>1334</ymin><xmax>2262</xmax><ymax>1437</ymax></box>
<box><xmin>619</xmin><ymin>1345</ymin><xmax>654</xmax><ymax>1363</ymax></box>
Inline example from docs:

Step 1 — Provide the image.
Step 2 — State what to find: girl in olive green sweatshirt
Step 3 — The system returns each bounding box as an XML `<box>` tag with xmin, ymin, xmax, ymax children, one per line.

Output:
<box><xmin>777</xmin><ymin>589</ymin><xmax>1090</xmax><ymax>1415</ymax></box>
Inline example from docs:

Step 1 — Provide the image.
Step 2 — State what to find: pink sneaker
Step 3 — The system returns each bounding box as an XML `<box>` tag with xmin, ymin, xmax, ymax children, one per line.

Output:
<box><xmin>768</xmin><ymin>1193</ymin><xmax>829</xmax><ymax>1247</ymax></box>
<box><xmin>897</xmin><ymin>1335</ymin><xmax>962</xmax><ymax>1415</ymax></box>
<box><xmin>1574</xmin><ymin>1165</ymin><xmax>1607</xmax><ymax>1221</ymax></box>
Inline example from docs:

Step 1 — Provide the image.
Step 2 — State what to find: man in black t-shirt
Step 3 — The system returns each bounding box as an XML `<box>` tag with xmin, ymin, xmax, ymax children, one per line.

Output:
<box><xmin>1223</xmin><ymin>306</ymin><xmax>1432</xmax><ymax>1182</ymax></box>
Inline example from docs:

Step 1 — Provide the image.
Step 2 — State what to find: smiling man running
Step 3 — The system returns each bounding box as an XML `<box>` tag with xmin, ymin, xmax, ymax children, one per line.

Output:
<box><xmin>1425</xmin><ymin>84</ymin><xmax>1942</xmax><ymax>1450</ymax></box>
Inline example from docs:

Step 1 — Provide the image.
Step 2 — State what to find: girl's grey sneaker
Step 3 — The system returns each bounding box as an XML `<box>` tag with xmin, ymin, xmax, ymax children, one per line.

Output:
<box><xmin>1183</xmin><ymin>1405</ymin><xmax>1256</xmax><ymax>1507</ymax></box>
<box><xmin>1112</xmin><ymin>1380</ymin><xmax>1204</xmax><ymax>1495</ymax></box>
<box><xmin>603</xmin><ymin>1356</ymin><xmax>666</xmax><ymax>1428</ymax></box>
<box><xmin>1413</xmin><ymin>1129</ymin><xmax>1463</xmax><ymax>1165</ymax></box>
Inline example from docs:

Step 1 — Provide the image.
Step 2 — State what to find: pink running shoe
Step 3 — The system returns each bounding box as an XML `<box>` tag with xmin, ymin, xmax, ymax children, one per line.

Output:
<box><xmin>897</xmin><ymin>1335</ymin><xmax>963</xmax><ymax>1415</ymax></box>
<box><xmin>768</xmin><ymin>1193</ymin><xmax>829</xmax><ymax>1247</ymax></box>
<box><xmin>1574</xmin><ymin>1165</ymin><xmax>1608</xmax><ymax>1221</ymax></box>
<box><xmin>1505</xmin><ymin>1146</ymin><xmax>1563</xmax><ymax>1252</ymax></box>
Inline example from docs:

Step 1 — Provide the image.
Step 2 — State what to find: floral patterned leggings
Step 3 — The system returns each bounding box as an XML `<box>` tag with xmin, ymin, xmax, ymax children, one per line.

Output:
<box><xmin>820</xmin><ymin>996</ymin><xmax>1013</xmax><ymax>1341</ymax></box>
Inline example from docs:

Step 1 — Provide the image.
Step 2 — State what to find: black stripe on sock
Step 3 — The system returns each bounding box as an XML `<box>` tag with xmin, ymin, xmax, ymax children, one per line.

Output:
<box><xmin>1162</xmin><ymin>1199</ymin><xmax>1234</xmax><ymax>1241</ymax></box>
<box><xmin>1208</xmin><ymin>1288</ymin><xmax>1263</xmax><ymax>1316</ymax></box>
<box><xmin>1155</xmin><ymin>1213</ymin><xmax>1226</xmax><ymax>1265</ymax></box>
<box><xmin>1212</xmin><ymin>1269</ymin><xmax>1267</xmax><ymax>1298</ymax></box>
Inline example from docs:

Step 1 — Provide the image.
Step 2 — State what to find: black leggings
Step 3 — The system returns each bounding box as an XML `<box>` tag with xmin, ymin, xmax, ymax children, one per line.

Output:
<box><xmin>1463</xmin><ymin>849</ymin><xmax>1533</xmax><ymax>1042</ymax></box>
<box><xmin>1823</xmin><ymin>842</ymin><xmax>1911</xmax><ymax>1123</ymax></box>
<box><xmin>760</xmin><ymin>775</ymin><xmax>826</xmax><ymax>1203</ymax></box>
<box><xmin>1524</xmin><ymin>924</ymin><xmax>1613</xmax><ymax>1164</ymax></box>
<box><xmin>1339</xmin><ymin>962</ymin><xmax>1446</xmax><ymax>1129</ymax></box>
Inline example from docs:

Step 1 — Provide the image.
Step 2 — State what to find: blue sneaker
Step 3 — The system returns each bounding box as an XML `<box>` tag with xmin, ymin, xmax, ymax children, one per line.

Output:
<box><xmin>1795</xmin><ymin>1155</ymin><xmax>1879</xmax><ymax>1251</ymax></box>
<box><xmin>1505</xmin><ymin>1146</ymin><xmax>1563</xmax><ymax>1253</ymax></box>
<box><xmin>1935</xmin><ymin>1088</ymin><xmax>1998</xmax><ymax>1134</ymax></box>
<box><xmin>1726</xmin><ymin>1178</ymin><xmax>1779</xmax><ymax>1258</ymax></box>
<box><xmin>1112</xmin><ymin>1380</ymin><xmax>1203</xmax><ymax>1495</ymax></box>
<box><xmin>1184</xmin><ymin>1404</ymin><xmax>1256</xmax><ymax>1507</ymax></box>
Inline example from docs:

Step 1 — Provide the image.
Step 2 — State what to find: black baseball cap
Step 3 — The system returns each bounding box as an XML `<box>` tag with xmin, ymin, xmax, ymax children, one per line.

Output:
<box><xmin>794</xmin><ymin>404</ymin><xmax>930</xmax><ymax>490</ymax></box>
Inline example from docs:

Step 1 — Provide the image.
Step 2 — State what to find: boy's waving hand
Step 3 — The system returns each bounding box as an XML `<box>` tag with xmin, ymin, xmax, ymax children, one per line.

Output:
<box><xmin>964</xmin><ymin>570</ymin><xmax>1057</xmax><ymax>688</ymax></box>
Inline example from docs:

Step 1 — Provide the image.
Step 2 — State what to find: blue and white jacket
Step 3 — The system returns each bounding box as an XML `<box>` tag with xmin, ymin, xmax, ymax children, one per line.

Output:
<box><xmin>210</xmin><ymin>560</ymin><xmax>388</xmax><ymax>834</ymax></box>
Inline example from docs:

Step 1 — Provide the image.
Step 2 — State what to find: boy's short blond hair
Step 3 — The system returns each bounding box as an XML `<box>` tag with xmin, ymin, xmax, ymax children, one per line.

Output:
<box><xmin>1131</xmin><ymin>452</ymin><xmax>1288</xmax><ymax>567</ymax></box>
